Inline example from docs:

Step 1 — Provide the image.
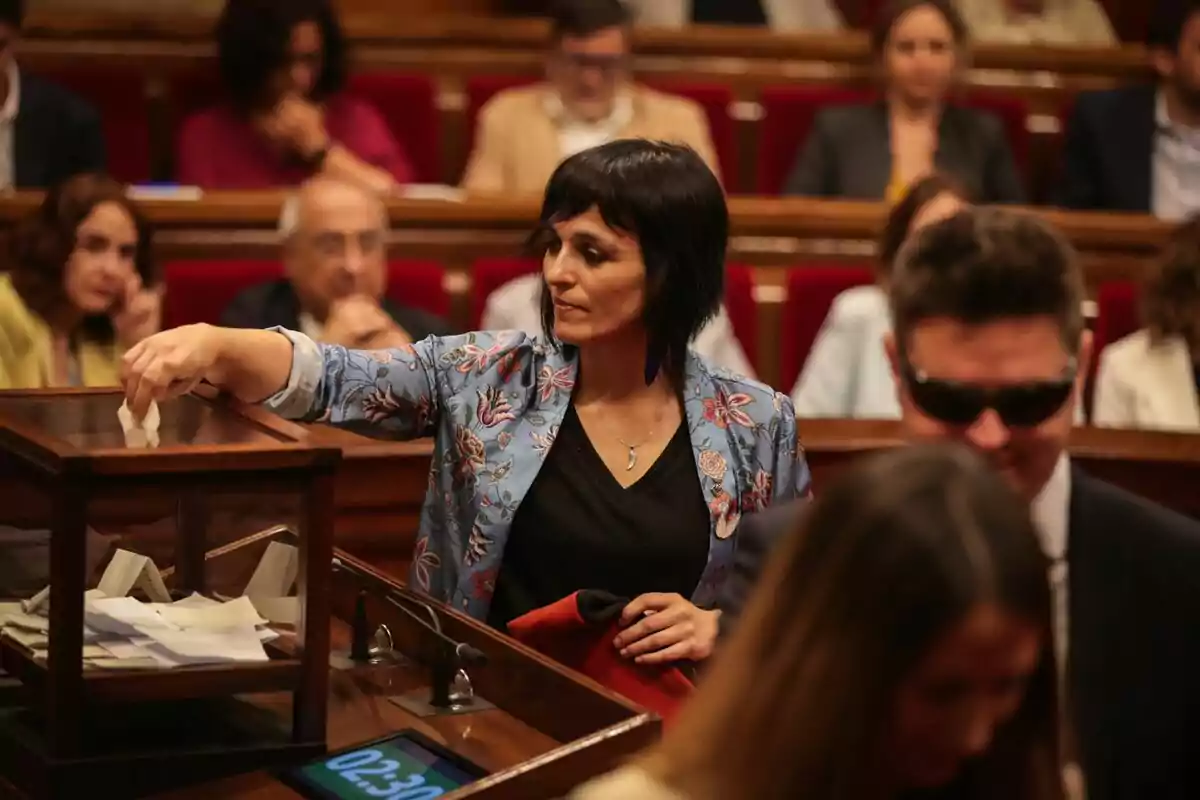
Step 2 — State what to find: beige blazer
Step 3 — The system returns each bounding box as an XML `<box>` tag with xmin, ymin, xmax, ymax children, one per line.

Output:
<box><xmin>1092</xmin><ymin>329</ymin><xmax>1200</xmax><ymax>431</ymax></box>
<box><xmin>625</xmin><ymin>0</ymin><xmax>843</xmax><ymax>30</ymax></box>
<box><xmin>461</xmin><ymin>83</ymin><xmax>720</xmax><ymax>195</ymax></box>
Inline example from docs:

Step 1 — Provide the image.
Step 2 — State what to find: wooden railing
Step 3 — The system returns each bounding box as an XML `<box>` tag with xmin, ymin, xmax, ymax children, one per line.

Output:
<box><xmin>0</xmin><ymin>192</ymin><xmax>1169</xmax><ymax>387</ymax></box>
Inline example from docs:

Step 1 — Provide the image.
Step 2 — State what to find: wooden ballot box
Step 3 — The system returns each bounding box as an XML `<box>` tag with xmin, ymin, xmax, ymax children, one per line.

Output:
<box><xmin>0</xmin><ymin>387</ymin><xmax>342</xmax><ymax>799</ymax></box>
<box><xmin>149</xmin><ymin>543</ymin><xmax>660</xmax><ymax>799</ymax></box>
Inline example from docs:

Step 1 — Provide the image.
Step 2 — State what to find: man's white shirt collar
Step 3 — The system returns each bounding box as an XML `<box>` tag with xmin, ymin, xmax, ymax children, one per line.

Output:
<box><xmin>1032</xmin><ymin>454</ymin><xmax>1071</xmax><ymax>563</ymax></box>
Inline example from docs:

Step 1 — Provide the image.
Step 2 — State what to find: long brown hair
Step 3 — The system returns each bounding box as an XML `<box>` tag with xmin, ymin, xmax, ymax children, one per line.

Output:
<box><xmin>1142</xmin><ymin>214</ymin><xmax>1200</xmax><ymax>351</ymax></box>
<box><xmin>878</xmin><ymin>172</ymin><xmax>970</xmax><ymax>279</ymax></box>
<box><xmin>7</xmin><ymin>173</ymin><xmax>155</xmax><ymax>343</ymax></box>
<box><xmin>642</xmin><ymin>443</ymin><xmax>1062</xmax><ymax>800</ymax></box>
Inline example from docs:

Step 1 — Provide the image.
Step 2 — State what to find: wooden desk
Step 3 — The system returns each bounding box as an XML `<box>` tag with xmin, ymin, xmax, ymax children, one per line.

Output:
<box><xmin>0</xmin><ymin>548</ymin><xmax>658</xmax><ymax>798</ymax></box>
<box><xmin>798</xmin><ymin>419</ymin><xmax>1200</xmax><ymax>520</ymax></box>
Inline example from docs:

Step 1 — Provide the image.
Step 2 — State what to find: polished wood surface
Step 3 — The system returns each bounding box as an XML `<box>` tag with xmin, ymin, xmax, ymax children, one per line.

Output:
<box><xmin>148</xmin><ymin>547</ymin><xmax>660</xmax><ymax>799</ymax></box>
<box><xmin>798</xmin><ymin>419</ymin><xmax>1200</xmax><ymax>519</ymax></box>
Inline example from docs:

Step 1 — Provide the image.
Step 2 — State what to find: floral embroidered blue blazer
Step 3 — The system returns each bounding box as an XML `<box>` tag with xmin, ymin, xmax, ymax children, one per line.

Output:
<box><xmin>266</xmin><ymin>328</ymin><xmax>812</xmax><ymax>621</ymax></box>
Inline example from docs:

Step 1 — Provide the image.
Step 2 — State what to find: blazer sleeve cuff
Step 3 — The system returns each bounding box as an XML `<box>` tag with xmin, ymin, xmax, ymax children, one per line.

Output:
<box><xmin>261</xmin><ymin>327</ymin><xmax>323</xmax><ymax>419</ymax></box>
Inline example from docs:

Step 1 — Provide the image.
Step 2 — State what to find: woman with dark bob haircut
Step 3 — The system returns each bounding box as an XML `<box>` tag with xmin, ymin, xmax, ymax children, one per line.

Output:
<box><xmin>0</xmin><ymin>173</ymin><xmax>160</xmax><ymax>388</ymax></box>
<box><xmin>576</xmin><ymin>443</ymin><xmax>1063</xmax><ymax>800</ymax></box>
<box><xmin>792</xmin><ymin>172</ymin><xmax>968</xmax><ymax>418</ymax></box>
<box><xmin>122</xmin><ymin>140</ymin><xmax>810</xmax><ymax>667</ymax></box>
<box><xmin>1093</xmin><ymin>214</ymin><xmax>1200</xmax><ymax>430</ymax></box>
<box><xmin>177</xmin><ymin>0</ymin><xmax>413</xmax><ymax>192</ymax></box>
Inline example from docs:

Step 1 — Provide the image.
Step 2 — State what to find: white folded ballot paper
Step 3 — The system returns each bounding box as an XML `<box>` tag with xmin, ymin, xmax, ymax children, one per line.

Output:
<box><xmin>117</xmin><ymin>399</ymin><xmax>161</xmax><ymax>449</ymax></box>
<box><xmin>0</xmin><ymin>548</ymin><xmax>281</xmax><ymax>669</ymax></box>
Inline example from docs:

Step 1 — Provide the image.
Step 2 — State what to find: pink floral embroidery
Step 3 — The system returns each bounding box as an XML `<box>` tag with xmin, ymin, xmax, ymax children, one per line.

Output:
<box><xmin>708</xmin><ymin>488</ymin><xmax>741</xmax><ymax>540</ymax></box>
<box><xmin>362</xmin><ymin>385</ymin><xmax>431</xmax><ymax>430</ymax></box>
<box><xmin>497</xmin><ymin>431</ymin><xmax>513</xmax><ymax>449</ymax></box>
<box><xmin>465</xmin><ymin>524</ymin><xmax>492</xmax><ymax>566</ymax></box>
<box><xmin>702</xmin><ymin>388</ymin><xmax>754</xmax><ymax>430</ymax></box>
<box><xmin>411</xmin><ymin>537</ymin><xmax>441</xmax><ymax>591</ymax></box>
<box><xmin>452</xmin><ymin>426</ymin><xmax>486</xmax><ymax>486</ymax></box>
<box><xmin>496</xmin><ymin>351</ymin><xmax>520</xmax><ymax>383</ymax></box>
<box><xmin>698</xmin><ymin>450</ymin><xmax>727</xmax><ymax>482</ymax></box>
<box><xmin>476</xmin><ymin>386</ymin><xmax>516</xmax><ymax>427</ymax></box>
<box><xmin>537</xmin><ymin>365</ymin><xmax>575</xmax><ymax>402</ymax></box>
<box><xmin>366</xmin><ymin>350</ymin><xmax>394</xmax><ymax>364</ymax></box>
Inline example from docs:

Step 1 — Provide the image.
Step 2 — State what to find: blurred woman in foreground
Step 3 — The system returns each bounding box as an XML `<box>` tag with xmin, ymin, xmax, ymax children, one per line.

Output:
<box><xmin>575</xmin><ymin>443</ymin><xmax>1063</xmax><ymax>800</ymax></box>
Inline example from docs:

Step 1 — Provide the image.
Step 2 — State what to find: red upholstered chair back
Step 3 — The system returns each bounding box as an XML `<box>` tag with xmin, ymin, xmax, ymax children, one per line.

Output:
<box><xmin>40</xmin><ymin>67</ymin><xmax>152</xmax><ymax>183</ymax></box>
<box><xmin>756</xmin><ymin>86</ymin><xmax>1031</xmax><ymax>195</ymax></box>
<box><xmin>387</xmin><ymin>260</ymin><xmax>449</xmax><ymax>317</ymax></box>
<box><xmin>1087</xmin><ymin>281</ymin><xmax>1140</xmax><ymax>419</ymax></box>
<box><xmin>347</xmin><ymin>73</ymin><xmax>441</xmax><ymax>184</ymax></box>
<box><xmin>167</xmin><ymin>71</ymin><xmax>440</xmax><ymax>183</ymax></box>
<box><xmin>641</xmin><ymin>81</ymin><xmax>737</xmax><ymax>186</ymax></box>
<box><xmin>463</xmin><ymin>77</ymin><xmax>736</xmax><ymax>185</ymax></box>
<box><xmin>471</xmin><ymin>257</ymin><xmax>540</xmax><ymax>328</ymax></box>
<box><xmin>757</xmin><ymin>86</ymin><xmax>872</xmax><ymax>195</ymax></box>
<box><xmin>780</xmin><ymin>265</ymin><xmax>876</xmax><ymax>392</ymax></box>
<box><xmin>163</xmin><ymin>260</ymin><xmax>283</xmax><ymax>329</ymax></box>
<box><xmin>1094</xmin><ymin>281</ymin><xmax>1141</xmax><ymax>356</ymax></box>
<box><xmin>723</xmin><ymin>264</ymin><xmax>758</xmax><ymax>371</ymax></box>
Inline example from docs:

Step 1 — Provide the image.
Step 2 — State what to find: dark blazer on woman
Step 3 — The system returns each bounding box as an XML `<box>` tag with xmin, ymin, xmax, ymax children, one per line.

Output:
<box><xmin>783</xmin><ymin>103</ymin><xmax>1024</xmax><ymax>203</ymax></box>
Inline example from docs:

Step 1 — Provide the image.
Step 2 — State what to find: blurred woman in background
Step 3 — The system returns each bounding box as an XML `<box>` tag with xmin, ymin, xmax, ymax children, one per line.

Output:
<box><xmin>0</xmin><ymin>173</ymin><xmax>159</xmax><ymax>388</ymax></box>
<box><xmin>1093</xmin><ymin>214</ymin><xmax>1200</xmax><ymax>431</ymax></box>
<box><xmin>575</xmin><ymin>443</ymin><xmax>1063</xmax><ymax>800</ymax></box>
<box><xmin>177</xmin><ymin>0</ymin><xmax>412</xmax><ymax>193</ymax></box>
<box><xmin>784</xmin><ymin>0</ymin><xmax>1023</xmax><ymax>204</ymax></box>
<box><xmin>792</xmin><ymin>173</ymin><xmax>967</xmax><ymax>417</ymax></box>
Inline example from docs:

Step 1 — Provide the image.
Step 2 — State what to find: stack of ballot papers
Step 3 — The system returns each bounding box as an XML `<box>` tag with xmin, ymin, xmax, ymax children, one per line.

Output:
<box><xmin>0</xmin><ymin>546</ymin><xmax>296</xmax><ymax>670</ymax></box>
<box><xmin>1</xmin><ymin>592</ymin><xmax>279</xmax><ymax>669</ymax></box>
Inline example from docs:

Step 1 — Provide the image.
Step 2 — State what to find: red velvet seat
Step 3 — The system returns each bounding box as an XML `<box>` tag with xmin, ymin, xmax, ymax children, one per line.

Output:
<box><xmin>756</xmin><ymin>86</ymin><xmax>1031</xmax><ymax>195</ymax></box>
<box><xmin>723</xmin><ymin>264</ymin><xmax>758</xmax><ymax>372</ymax></box>
<box><xmin>167</xmin><ymin>71</ymin><xmax>440</xmax><ymax>183</ymax></box>
<box><xmin>387</xmin><ymin>260</ymin><xmax>449</xmax><ymax>318</ymax></box>
<box><xmin>779</xmin><ymin>265</ymin><xmax>875</xmax><ymax>392</ymax></box>
<box><xmin>347</xmin><ymin>73</ymin><xmax>441</xmax><ymax>184</ymax></box>
<box><xmin>163</xmin><ymin>260</ymin><xmax>283</xmax><ymax>329</ymax></box>
<box><xmin>39</xmin><ymin>66</ymin><xmax>152</xmax><ymax>183</ymax></box>
<box><xmin>1094</xmin><ymin>281</ymin><xmax>1141</xmax><ymax>357</ymax></box>
<box><xmin>463</xmin><ymin>76</ymin><xmax>736</xmax><ymax>185</ymax></box>
<box><xmin>470</xmin><ymin>257</ymin><xmax>540</xmax><ymax>329</ymax></box>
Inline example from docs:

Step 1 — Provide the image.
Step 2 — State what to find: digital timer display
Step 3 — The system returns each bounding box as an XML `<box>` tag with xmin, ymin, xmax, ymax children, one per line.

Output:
<box><xmin>284</xmin><ymin>731</ymin><xmax>485</xmax><ymax>800</ymax></box>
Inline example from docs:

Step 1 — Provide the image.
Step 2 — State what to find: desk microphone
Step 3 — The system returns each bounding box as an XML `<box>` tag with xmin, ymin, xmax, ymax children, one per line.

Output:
<box><xmin>384</xmin><ymin>595</ymin><xmax>488</xmax><ymax>668</ymax></box>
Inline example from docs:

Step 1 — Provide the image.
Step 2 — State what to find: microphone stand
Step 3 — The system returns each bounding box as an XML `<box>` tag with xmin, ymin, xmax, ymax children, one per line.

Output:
<box><xmin>331</xmin><ymin>557</ymin><xmax>494</xmax><ymax>717</ymax></box>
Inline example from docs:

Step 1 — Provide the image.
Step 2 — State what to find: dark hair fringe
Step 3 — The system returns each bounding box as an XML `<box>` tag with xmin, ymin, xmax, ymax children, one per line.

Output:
<box><xmin>533</xmin><ymin>139</ymin><xmax>727</xmax><ymax>388</ymax></box>
<box><xmin>549</xmin><ymin>0</ymin><xmax>631</xmax><ymax>41</ymax></box>
<box><xmin>868</xmin><ymin>0</ymin><xmax>970</xmax><ymax>56</ymax></box>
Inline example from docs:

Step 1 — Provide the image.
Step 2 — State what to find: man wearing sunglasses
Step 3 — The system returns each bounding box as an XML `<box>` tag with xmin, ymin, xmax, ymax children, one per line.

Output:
<box><xmin>721</xmin><ymin>207</ymin><xmax>1200</xmax><ymax>800</ymax></box>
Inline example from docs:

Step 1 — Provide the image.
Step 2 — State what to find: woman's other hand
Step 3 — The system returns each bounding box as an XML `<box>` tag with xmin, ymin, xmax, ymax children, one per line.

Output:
<box><xmin>120</xmin><ymin>323</ymin><xmax>225</xmax><ymax>417</ymax></box>
<box><xmin>613</xmin><ymin>593</ymin><xmax>721</xmax><ymax>665</ymax></box>
<box><xmin>111</xmin><ymin>275</ymin><xmax>163</xmax><ymax>348</ymax></box>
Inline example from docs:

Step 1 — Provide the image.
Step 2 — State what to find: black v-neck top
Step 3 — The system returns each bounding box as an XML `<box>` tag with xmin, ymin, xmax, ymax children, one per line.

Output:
<box><xmin>486</xmin><ymin>406</ymin><xmax>711</xmax><ymax>630</ymax></box>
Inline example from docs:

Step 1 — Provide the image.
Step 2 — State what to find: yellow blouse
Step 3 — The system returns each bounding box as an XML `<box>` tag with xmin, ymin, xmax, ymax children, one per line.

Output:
<box><xmin>0</xmin><ymin>274</ymin><xmax>125</xmax><ymax>389</ymax></box>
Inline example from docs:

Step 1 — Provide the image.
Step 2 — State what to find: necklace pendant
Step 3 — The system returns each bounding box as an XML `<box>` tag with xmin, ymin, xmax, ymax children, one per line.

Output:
<box><xmin>625</xmin><ymin>445</ymin><xmax>637</xmax><ymax>471</ymax></box>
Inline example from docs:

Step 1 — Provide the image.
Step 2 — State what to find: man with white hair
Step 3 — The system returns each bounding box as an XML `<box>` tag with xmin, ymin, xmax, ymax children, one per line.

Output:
<box><xmin>220</xmin><ymin>177</ymin><xmax>449</xmax><ymax>348</ymax></box>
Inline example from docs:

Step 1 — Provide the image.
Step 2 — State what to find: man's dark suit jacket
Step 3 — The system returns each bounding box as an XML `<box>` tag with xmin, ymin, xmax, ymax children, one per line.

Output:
<box><xmin>1057</xmin><ymin>85</ymin><xmax>1156</xmax><ymax>213</ymax></box>
<box><xmin>719</xmin><ymin>466</ymin><xmax>1200</xmax><ymax>800</ymax></box>
<box><xmin>783</xmin><ymin>103</ymin><xmax>1025</xmax><ymax>203</ymax></box>
<box><xmin>219</xmin><ymin>280</ymin><xmax>452</xmax><ymax>342</ymax></box>
<box><xmin>16</xmin><ymin>72</ymin><xmax>106</xmax><ymax>188</ymax></box>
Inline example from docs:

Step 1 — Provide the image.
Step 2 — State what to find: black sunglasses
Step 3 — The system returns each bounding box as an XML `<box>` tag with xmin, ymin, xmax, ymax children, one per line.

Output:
<box><xmin>899</xmin><ymin>354</ymin><xmax>1076</xmax><ymax>428</ymax></box>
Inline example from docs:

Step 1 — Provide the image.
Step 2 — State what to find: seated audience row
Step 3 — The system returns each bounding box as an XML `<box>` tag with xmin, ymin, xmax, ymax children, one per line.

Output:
<box><xmin>621</xmin><ymin>0</ymin><xmax>1116</xmax><ymax>44</ymax></box>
